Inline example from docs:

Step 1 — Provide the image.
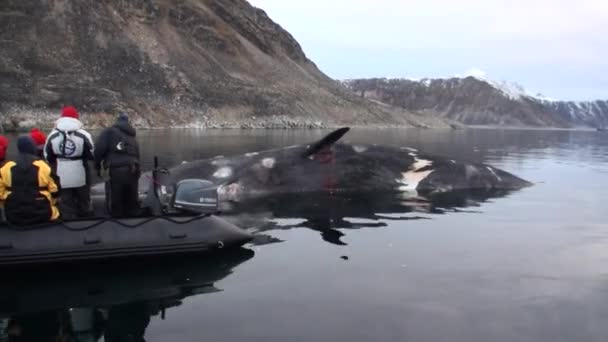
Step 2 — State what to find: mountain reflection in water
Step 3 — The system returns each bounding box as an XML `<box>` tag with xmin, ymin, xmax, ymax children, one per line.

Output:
<box><xmin>0</xmin><ymin>249</ymin><xmax>253</xmax><ymax>342</ymax></box>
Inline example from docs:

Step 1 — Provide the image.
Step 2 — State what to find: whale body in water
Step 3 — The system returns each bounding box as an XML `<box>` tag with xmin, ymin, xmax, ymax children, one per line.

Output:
<box><xmin>138</xmin><ymin>127</ymin><xmax>531</xmax><ymax>204</ymax></box>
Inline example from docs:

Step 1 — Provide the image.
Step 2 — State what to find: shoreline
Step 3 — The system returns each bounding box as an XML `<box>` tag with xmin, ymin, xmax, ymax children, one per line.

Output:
<box><xmin>1</xmin><ymin>123</ymin><xmax>599</xmax><ymax>133</ymax></box>
<box><xmin>0</xmin><ymin>107</ymin><xmax>599</xmax><ymax>133</ymax></box>
<box><xmin>465</xmin><ymin>125</ymin><xmax>598</xmax><ymax>132</ymax></box>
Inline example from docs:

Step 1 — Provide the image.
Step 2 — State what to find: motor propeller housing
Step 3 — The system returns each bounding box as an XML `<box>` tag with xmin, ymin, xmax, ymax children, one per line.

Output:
<box><xmin>171</xmin><ymin>179</ymin><xmax>219</xmax><ymax>214</ymax></box>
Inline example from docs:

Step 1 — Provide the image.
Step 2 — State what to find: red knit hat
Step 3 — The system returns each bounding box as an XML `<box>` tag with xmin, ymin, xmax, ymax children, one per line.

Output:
<box><xmin>0</xmin><ymin>135</ymin><xmax>8</xmax><ymax>160</ymax></box>
<box><xmin>61</xmin><ymin>106</ymin><xmax>79</xmax><ymax>119</ymax></box>
<box><xmin>30</xmin><ymin>128</ymin><xmax>47</xmax><ymax>148</ymax></box>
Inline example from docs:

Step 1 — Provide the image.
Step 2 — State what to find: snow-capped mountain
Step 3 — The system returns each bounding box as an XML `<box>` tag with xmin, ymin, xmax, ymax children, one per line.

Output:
<box><xmin>541</xmin><ymin>100</ymin><xmax>608</xmax><ymax>128</ymax></box>
<box><xmin>342</xmin><ymin>77</ymin><xmax>608</xmax><ymax>128</ymax></box>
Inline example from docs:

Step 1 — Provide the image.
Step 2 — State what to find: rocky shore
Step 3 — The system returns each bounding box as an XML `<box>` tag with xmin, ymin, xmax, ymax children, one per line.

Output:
<box><xmin>1</xmin><ymin>108</ymin><xmax>426</xmax><ymax>132</ymax></box>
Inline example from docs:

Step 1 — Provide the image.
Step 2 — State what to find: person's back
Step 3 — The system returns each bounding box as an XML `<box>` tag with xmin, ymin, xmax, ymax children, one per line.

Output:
<box><xmin>94</xmin><ymin>113</ymin><xmax>140</xmax><ymax>218</ymax></box>
<box><xmin>0</xmin><ymin>137</ymin><xmax>60</xmax><ymax>225</ymax></box>
<box><xmin>44</xmin><ymin>106</ymin><xmax>94</xmax><ymax>218</ymax></box>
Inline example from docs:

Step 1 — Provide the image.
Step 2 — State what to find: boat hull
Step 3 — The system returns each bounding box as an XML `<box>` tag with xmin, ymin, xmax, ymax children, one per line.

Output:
<box><xmin>0</xmin><ymin>215</ymin><xmax>252</xmax><ymax>265</ymax></box>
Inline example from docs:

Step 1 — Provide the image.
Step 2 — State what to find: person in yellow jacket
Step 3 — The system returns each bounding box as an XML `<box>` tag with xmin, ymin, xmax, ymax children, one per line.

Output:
<box><xmin>0</xmin><ymin>136</ymin><xmax>60</xmax><ymax>225</ymax></box>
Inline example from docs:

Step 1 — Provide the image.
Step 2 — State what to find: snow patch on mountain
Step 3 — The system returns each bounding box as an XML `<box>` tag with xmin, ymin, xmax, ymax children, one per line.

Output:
<box><xmin>456</xmin><ymin>68</ymin><xmax>531</xmax><ymax>100</ymax></box>
<box><xmin>342</xmin><ymin>75</ymin><xmax>608</xmax><ymax>128</ymax></box>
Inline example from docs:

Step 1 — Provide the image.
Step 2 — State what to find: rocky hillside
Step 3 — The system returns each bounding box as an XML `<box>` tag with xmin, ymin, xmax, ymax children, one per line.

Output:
<box><xmin>0</xmin><ymin>0</ymin><xmax>449</xmax><ymax>130</ymax></box>
<box><xmin>344</xmin><ymin>77</ymin><xmax>608</xmax><ymax>128</ymax></box>
<box><xmin>542</xmin><ymin>100</ymin><xmax>608</xmax><ymax>128</ymax></box>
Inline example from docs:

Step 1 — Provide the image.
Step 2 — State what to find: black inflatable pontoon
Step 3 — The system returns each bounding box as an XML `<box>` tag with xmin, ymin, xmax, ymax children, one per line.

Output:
<box><xmin>0</xmin><ymin>214</ymin><xmax>252</xmax><ymax>265</ymax></box>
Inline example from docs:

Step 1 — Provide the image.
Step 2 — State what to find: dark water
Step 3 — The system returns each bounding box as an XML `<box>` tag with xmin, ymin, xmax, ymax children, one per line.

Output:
<box><xmin>2</xmin><ymin>128</ymin><xmax>608</xmax><ymax>341</ymax></box>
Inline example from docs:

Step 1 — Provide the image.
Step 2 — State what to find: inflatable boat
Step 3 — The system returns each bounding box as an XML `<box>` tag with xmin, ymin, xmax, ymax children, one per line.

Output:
<box><xmin>0</xmin><ymin>174</ymin><xmax>252</xmax><ymax>266</ymax></box>
<box><xmin>0</xmin><ymin>214</ymin><xmax>252</xmax><ymax>266</ymax></box>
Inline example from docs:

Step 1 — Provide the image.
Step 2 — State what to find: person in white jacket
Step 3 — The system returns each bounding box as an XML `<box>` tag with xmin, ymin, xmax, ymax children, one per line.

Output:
<box><xmin>44</xmin><ymin>106</ymin><xmax>95</xmax><ymax>218</ymax></box>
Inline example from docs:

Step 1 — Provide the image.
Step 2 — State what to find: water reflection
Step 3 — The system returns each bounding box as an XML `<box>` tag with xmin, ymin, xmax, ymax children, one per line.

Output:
<box><xmin>4</xmin><ymin>128</ymin><xmax>607</xmax><ymax>174</ymax></box>
<box><xmin>229</xmin><ymin>189</ymin><xmax>518</xmax><ymax>246</ymax></box>
<box><xmin>130</xmin><ymin>128</ymin><xmax>608</xmax><ymax>170</ymax></box>
<box><xmin>1</xmin><ymin>129</ymin><xmax>606</xmax><ymax>341</ymax></box>
<box><xmin>0</xmin><ymin>249</ymin><xmax>253</xmax><ymax>341</ymax></box>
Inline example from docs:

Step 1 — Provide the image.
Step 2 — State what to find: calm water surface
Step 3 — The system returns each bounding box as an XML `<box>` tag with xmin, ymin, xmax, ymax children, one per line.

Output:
<box><xmin>2</xmin><ymin>128</ymin><xmax>608</xmax><ymax>341</ymax></box>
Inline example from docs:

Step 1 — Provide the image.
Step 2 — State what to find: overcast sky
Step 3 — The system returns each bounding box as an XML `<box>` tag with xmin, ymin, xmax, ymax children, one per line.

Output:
<box><xmin>248</xmin><ymin>0</ymin><xmax>608</xmax><ymax>100</ymax></box>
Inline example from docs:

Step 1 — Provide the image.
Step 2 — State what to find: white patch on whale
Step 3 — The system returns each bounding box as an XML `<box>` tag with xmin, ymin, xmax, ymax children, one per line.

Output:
<box><xmin>213</xmin><ymin>167</ymin><xmax>233</xmax><ymax>178</ymax></box>
<box><xmin>353</xmin><ymin>145</ymin><xmax>368</xmax><ymax>153</ymax></box>
<box><xmin>245</xmin><ymin>152</ymin><xmax>259</xmax><ymax>157</ymax></box>
<box><xmin>464</xmin><ymin>165</ymin><xmax>479</xmax><ymax>179</ymax></box>
<box><xmin>430</xmin><ymin>185</ymin><xmax>453</xmax><ymax>194</ymax></box>
<box><xmin>400</xmin><ymin>147</ymin><xmax>418</xmax><ymax>152</ymax></box>
<box><xmin>217</xmin><ymin>183</ymin><xmax>242</xmax><ymax>201</ymax></box>
<box><xmin>449</xmin><ymin>160</ymin><xmax>456</xmax><ymax>164</ymax></box>
<box><xmin>407</xmin><ymin>151</ymin><xmax>419</xmax><ymax>159</ymax></box>
<box><xmin>396</xmin><ymin>158</ymin><xmax>434</xmax><ymax>192</ymax></box>
<box><xmin>181</xmin><ymin>161</ymin><xmax>188</xmax><ymax>164</ymax></box>
<box><xmin>261</xmin><ymin>158</ymin><xmax>275</xmax><ymax>169</ymax></box>
<box><xmin>211</xmin><ymin>157</ymin><xmax>227</xmax><ymax>166</ymax></box>
<box><xmin>486</xmin><ymin>166</ymin><xmax>502</xmax><ymax>182</ymax></box>
<box><xmin>411</xmin><ymin>159</ymin><xmax>431</xmax><ymax>170</ymax></box>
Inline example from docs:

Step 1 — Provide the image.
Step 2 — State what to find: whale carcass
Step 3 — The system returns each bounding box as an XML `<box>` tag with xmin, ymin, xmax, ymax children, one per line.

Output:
<box><xmin>127</xmin><ymin>127</ymin><xmax>531</xmax><ymax>206</ymax></box>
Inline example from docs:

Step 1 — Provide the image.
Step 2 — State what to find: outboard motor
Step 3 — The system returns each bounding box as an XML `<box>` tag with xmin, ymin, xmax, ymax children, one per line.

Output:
<box><xmin>171</xmin><ymin>179</ymin><xmax>219</xmax><ymax>214</ymax></box>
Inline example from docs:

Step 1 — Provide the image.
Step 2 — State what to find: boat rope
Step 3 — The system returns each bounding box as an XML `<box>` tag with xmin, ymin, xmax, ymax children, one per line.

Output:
<box><xmin>0</xmin><ymin>213</ymin><xmax>218</xmax><ymax>232</ymax></box>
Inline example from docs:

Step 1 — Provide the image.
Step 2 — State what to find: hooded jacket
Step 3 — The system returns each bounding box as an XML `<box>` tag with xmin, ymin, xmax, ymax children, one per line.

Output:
<box><xmin>44</xmin><ymin>117</ymin><xmax>94</xmax><ymax>188</ymax></box>
<box><xmin>0</xmin><ymin>150</ymin><xmax>60</xmax><ymax>224</ymax></box>
<box><xmin>94</xmin><ymin>119</ymin><xmax>140</xmax><ymax>170</ymax></box>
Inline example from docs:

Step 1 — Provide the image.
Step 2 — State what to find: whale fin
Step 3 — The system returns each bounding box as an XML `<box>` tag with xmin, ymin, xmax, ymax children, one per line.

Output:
<box><xmin>302</xmin><ymin>127</ymin><xmax>350</xmax><ymax>158</ymax></box>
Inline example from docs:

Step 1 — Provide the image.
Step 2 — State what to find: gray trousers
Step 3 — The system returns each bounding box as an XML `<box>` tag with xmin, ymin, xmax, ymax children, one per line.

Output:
<box><xmin>60</xmin><ymin>186</ymin><xmax>92</xmax><ymax>219</ymax></box>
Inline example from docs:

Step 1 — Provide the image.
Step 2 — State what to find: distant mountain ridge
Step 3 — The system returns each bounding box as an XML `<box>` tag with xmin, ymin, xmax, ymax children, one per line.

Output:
<box><xmin>343</xmin><ymin>77</ymin><xmax>608</xmax><ymax>128</ymax></box>
<box><xmin>542</xmin><ymin>100</ymin><xmax>608</xmax><ymax>128</ymax></box>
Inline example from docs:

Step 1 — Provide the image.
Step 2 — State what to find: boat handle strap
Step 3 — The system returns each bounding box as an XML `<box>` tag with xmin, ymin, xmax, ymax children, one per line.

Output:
<box><xmin>84</xmin><ymin>237</ymin><xmax>101</xmax><ymax>245</ymax></box>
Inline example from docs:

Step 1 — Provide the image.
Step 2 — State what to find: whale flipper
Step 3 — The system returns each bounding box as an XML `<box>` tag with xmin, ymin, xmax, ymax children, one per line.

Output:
<box><xmin>302</xmin><ymin>127</ymin><xmax>350</xmax><ymax>158</ymax></box>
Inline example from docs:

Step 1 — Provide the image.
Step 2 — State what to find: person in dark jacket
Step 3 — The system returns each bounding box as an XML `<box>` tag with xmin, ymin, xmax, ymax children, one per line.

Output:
<box><xmin>0</xmin><ymin>137</ymin><xmax>60</xmax><ymax>225</ymax></box>
<box><xmin>94</xmin><ymin>113</ymin><xmax>140</xmax><ymax>217</ymax></box>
